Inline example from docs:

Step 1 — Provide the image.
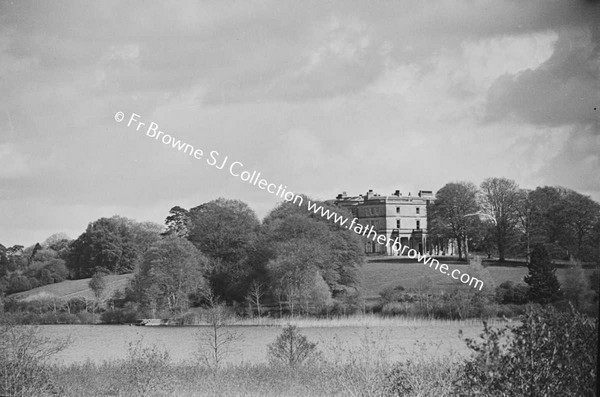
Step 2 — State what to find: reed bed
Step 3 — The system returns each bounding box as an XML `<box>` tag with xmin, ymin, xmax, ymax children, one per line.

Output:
<box><xmin>228</xmin><ymin>314</ymin><xmax>507</xmax><ymax>328</ymax></box>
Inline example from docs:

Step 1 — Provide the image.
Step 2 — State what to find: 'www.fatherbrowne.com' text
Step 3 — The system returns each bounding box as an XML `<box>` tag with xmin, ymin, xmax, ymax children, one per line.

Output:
<box><xmin>305</xmin><ymin>201</ymin><xmax>483</xmax><ymax>290</ymax></box>
<box><xmin>115</xmin><ymin>111</ymin><xmax>484</xmax><ymax>291</ymax></box>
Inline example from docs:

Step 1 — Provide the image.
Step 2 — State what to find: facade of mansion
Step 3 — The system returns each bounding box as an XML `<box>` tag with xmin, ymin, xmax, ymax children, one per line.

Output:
<box><xmin>331</xmin><ymin>189</ymin><xmax>434</xmax><ymax>255</ymax></box>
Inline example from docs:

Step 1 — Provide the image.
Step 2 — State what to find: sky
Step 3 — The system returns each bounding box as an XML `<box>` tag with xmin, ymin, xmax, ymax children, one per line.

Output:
<box><xmin>0</xmin><ymin>0</ymin><xmax>599</xmax><ymax>247</ymax></box>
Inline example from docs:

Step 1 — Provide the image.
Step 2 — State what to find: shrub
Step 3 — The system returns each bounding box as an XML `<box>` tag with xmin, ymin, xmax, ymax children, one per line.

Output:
<box><xmin>379</xmin><ymin>285</ymin><xmax>408</xmax><ymax>303</ymax></box>
<box><xmin>100</xmin><ymin>308</ymin><xmax>138</xmax><ymax>324</ymax></box>
<box><xmin>494</xmin><ymin>281</ymin><xmax>529</xmax><ymax>304</ymax></box>
<box><xmin>329</xmin><ymin>299</ymin><xmax>362</xmax><ymax>316</ymax></box>
<box><xmin>0</xmin><ymin>320</ymin><xmax>70</xmax><ymax>396</ymax></box>
<box><xmin>385</xmin><ymin>358</ymin><xmax>457</xmax><ymax>397</ymax></box>
<box><xmin>120</xmin><ymin>338</ymin><xmax>174</xmax><ymax>396</ymax></box>
<box><xmin>454</xmin><ymin>306</ymin><xmax>598</xmax><ymax>396</ymax></box>
<box><xmin>381</xmin><ymin>302</ymin><xmax>411</xmax><ymax>317</ymax></box>
<box><xmin>267</xmin><ymin>325</ymin><xmax>320</xmax><ymax>368</ymax></box>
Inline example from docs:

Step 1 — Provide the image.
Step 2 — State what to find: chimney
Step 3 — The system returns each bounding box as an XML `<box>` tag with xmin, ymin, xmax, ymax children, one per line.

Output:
<box><xmin>336</xmin><ymin>191</ymin><xmax>348</xmax><ymax>200</ymax></box>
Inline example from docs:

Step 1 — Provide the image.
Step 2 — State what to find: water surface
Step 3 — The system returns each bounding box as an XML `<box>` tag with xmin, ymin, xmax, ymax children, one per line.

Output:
<box><xmin>39</xmin><ymin>322</ymin><xmax>485</xmax><ymax>365</ymax></box>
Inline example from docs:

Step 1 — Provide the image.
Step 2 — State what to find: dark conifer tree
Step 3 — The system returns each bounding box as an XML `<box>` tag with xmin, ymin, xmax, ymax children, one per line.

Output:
<box><xmin>524</xmin><ymin>244</ymin><xmax>562</xmax><ymax>304</ymax></box>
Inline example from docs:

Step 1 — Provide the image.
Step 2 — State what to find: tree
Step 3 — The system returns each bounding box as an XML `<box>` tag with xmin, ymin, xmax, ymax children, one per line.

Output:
<box><xmin>524</xmin><ymin>244</ymin><xmax>562</xmax><ymax>304</ymax></box>
<box><xmin>429</xmin><ymin>182</ymin><xmax>480</xmax><ymax>260</ymax></box>
<box><xmin>267</xmin><ymin>238</ymin><xmax>332</xmax><ymax>316</ymax></box>
<box><xmin>27</xmin><ymin>243</ymin><xmax>42</xmax><ymax>266</ymax></box>
<box><xmin>247</xmin><ymin>280</ymin><xmax>264</xmax><ymax>318</ymax></box>
<box><xmin>88</xmin><ymin>271</ymin><xmax>107</xmax><ymax>322</ymax></box>
<box><xmin>303</xmin><ymin>271</ymin><xmax>333</xmax><ymax>314</ymax></box>
<box><xmin>128</xmin><ymin>221</ymin><xmax>165</xmax><ymax>253</ymax></box>
<box><xmin>526</xmin><ymin>187</ymin><xmax>600</xmax><ymax>262</ymax></box>
<box><xmin>562</xmin><ymin>190</ymin><xmax>600</xmax><ymax>261</ymax></box>
<box><xmin>6</xmin><ymin>275</ymin><xmax>31</xmax><ymax>294</ymax></box>
<box><xmin>187</xmin><ymin>198</ymin><xmax>260</xmax><ymax>302</ymax></box>
<box><xmin>162</xmin><ymin>206</ymin><xmax>192</xmax><ymax>238</ymax></box>
<box><xmin>479</xmin><ymin>177</ymin><xmax>521</xmax><ymax>262</ymax></box>
<box><xmin>42</xmin><ymin>233</ymin><xmax>71</xmax><ymax>250</ymax></box>
<box><xmin>89</xmin><ymin>271</ymin><xmax>107</xmax><ymax>302</ymax></box>
<box><xmin>267</xmin><ymin>325</ymin><xmax>319</xmax><ymax>368</ymax></box>
<box><xmin>528</xmin><ymin>187</ymin><xmax>571</xmax><ymax>257</ymax></box>
<box><xmin>41</xmin><ymin>235</ymin><xmax>72</xmax><ymax>262</ymax></box>
<box><xmin>188</xmin><ymin>198</ymin><xmax>260</xmax><ymax>265</ymax></box>
<box><xmin>67</xmin><ymin>216</ymin><xmax>162</xmax><ymax>279</ymax></box>
<box><xmin>515</xmin><ymin>189</ymin><xmax>535</xmax><ymax>264</ymax></box>
<box><xmin>196</xmin><ymin>289</ymin><xmax>242</xmax><ymax>370</ymax></box>
<box><xmin>132</xmin><ymin>235</ymin><xmax>208</xmax><ymax>316</ymax></box>
<box><xmin>261</xmin><ymin>198</ymin><xmax>364</xmax><ymax>297</ymax></box>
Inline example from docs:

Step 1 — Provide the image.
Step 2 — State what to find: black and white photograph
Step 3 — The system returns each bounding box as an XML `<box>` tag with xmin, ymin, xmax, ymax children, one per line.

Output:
<box><xmin>1</xmin><ymin>1</ymin><xmax>598</xmax><ymax>396</ymax></box>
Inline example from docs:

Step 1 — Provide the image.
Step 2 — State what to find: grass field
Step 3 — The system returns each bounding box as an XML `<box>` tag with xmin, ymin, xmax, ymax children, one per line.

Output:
<box><xmin>9</xmin><ymin>256</ymin><xmax>596</xmax><ymax>303</ymax></box>
<box><xmin>360</xmin><ymin>257</ymin><xmax>597</xmax><ymax>299</ymax></box>
<box><xmin>10</xmin><ymin>274</ymin><xmax>133</xmax><ymax>301</ymax></box>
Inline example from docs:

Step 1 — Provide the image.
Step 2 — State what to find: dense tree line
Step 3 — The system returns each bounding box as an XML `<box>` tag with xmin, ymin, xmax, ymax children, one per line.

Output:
<box><xmin>100</xmin><ymin>197</ymin><xmax>364</xmax><ymax>319</ymax></box>
<box><xmin>67</xmin><ymin>217</ymin><xmax>163</xmax><ymax>278</ymax></box>
<box><xmin>0</xmin><ymin>234</ymin><xmax>71</xmax><ymax>295</ymax></box>
<box><xmin>140</xmin><ymin>197</ymin><xmax>365</xmax><ymax>317</ymax></box>
<box><xmin>429</xmin><ymin>178</ymin><xmax>600</xmax><ymax>264</ymax></box>
<box><xmin>0</xmin><ymin>197</ymin><xmax>365</xmax><ymax>319</ymax></box>
<box><xmin>2</xmin><ymin>178</ymin><xmax>598</xmax><ymax>321</ymax></box>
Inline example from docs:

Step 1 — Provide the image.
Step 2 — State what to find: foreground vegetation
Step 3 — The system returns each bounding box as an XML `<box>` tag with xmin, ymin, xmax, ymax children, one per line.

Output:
<box><xmin>1</xmin><ymin>306</ymin><xmax>596</xmax><ymax>397</ymax></box>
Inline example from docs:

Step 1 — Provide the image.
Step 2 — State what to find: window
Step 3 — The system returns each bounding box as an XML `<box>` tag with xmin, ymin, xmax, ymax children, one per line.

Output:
<box><xmin>396</xmin><ymin>220</ymin><xmax>401</xmax><ymax>229</ymax></box>
<box><xmin>416</xmin><ymin>207</ymin><xmax>420</xmax><ymax>214</ymax></box>
<box><xmin>416</xmin><ymin>220</ymin><xmax>420</xmax><ymax>230</ymax></box>
<box><xmin>396</xmin><ymin>207</ymin><xmax>400</xmax><ymax>213</ymax></box>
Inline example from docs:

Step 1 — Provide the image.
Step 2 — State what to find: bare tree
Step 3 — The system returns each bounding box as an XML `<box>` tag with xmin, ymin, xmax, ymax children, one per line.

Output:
<box><xmin>247</xmin><ymin>280</ymin><xmax>264</xmax><ymax>319</ymax></box>
<box><xmin>479</xmin><ymin>178</ymin><xmax>521</xmax><ymax>262</ymax></box>
<box><xmin>88</xmin><ymin>271</ymin><xmax>108</xmax><ymax>322</ymax></box>
<box><xmin>196</xmin><ymin>289</ymin><xmax>242</xmax><ymax>370</ymax></box>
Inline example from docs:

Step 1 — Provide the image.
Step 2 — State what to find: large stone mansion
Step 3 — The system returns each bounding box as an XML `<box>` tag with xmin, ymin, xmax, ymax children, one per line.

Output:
<box><xmin>330</xmin><ymin>189</ymin><xmax>434</xmax><ymax>255</ymax></box>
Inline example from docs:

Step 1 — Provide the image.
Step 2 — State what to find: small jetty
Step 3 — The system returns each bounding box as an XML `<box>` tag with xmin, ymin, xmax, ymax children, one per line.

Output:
<box><xmin>134</xmin><ymin>318</ymin><xmax>183</xmax><ymax>326</ymax></box>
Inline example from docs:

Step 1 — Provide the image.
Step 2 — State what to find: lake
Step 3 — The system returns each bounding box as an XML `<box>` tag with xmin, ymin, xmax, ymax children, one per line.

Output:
<box><xmin>37</xmin><ymin>321</ymin><xmax>491</xmax><ymax>366</ymax></box>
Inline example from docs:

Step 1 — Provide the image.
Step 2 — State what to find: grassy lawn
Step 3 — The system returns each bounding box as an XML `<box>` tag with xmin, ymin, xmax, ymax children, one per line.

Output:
<box><xmin>361</xmin><ymin>256</ymin><xmax>597</xmax><ymax>299</ymax></box>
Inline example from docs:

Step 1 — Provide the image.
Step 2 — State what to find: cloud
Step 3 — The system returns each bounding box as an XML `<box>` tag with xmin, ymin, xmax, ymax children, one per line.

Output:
<box><xmin>481</xmin><ymin>14</ymin><xmax>600</xmax><ymax>198</ymax></box>
<box><xmin>0</xmin><ymin>143</ymin><xmax>30</xmax><ymax>180</ymax></box>
<box><xmin>485</xmin><ymin>27</ymin><xmax>600</xmax><ymax>127</ymax></box>
<box><xmin>1</xmin><ymin>0</ymin><xmax>599</xmax><ymax>246</ymax></box>
<box><xmin>536</xmin><ymin>125</ymin><xmax>600</xmax><ymax>196</ymax></box>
